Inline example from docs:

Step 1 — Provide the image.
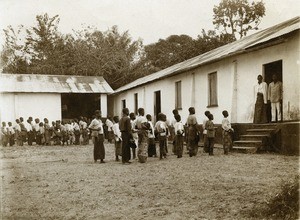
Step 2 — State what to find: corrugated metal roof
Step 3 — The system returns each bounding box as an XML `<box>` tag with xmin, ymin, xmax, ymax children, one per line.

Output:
<box><xmin>0</xmin><ymin>74</ymin><xmax>114</xmax><ymax>94</ymax></box>
<box><xmin>114</xmin><ymin>16</ymin><xmax>300</xmax><ymax>94</ymax></box>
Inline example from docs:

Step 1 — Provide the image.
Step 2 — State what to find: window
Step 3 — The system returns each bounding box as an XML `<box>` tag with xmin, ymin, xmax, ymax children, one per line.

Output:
<box><xmin>121</xmin><ymin>99</ymin><xmax>126</xmax><ymax>109</ymax></box>
<box><xmin>134</xmin><ymin>93</ymin><xmax>138</xmax><ymax>114</ymax></box>
<box><xmin>175</xmin><ymin>81</ymin><xmax>182</xmax><ymax>109</ymax></box>
<box><xmin>208</xmin><ymin>72</ymin><xmax>218</xmax><ymax>107</ymax></box>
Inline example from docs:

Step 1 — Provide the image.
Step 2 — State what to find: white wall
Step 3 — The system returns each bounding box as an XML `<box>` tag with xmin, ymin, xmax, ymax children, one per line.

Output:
<box><xmin>113</xmin><ymin>31</ymin><xmax>300</xmax><ymax>124</ymax></box>
<box><xmin>113</xmin><ymin>61</ymin><xmax>234</xmax><ymax>124</ymax></box>
<box><xmin>0</xmin><ymin>93</ymin><xmax>61</xmax><ymax>125</ymax></box>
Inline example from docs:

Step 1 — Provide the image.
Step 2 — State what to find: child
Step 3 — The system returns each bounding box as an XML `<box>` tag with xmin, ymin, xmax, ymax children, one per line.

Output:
<box><xmin>61</xmin><ymin>121</ymin><xmax>69</xmax><ymax>146</ymax></box>
<box><xmin>205</xmin><ymin>113</ymin><xmax>215</xmax><ymax>156</ymax></box>
<box><xmin>222</xmin><ymin>110</ymin><xmax>234</xmax><ymax>155</ymax></box>
<box><xmin>105</xmin><ymin>117</ymin><xmax>114</xmax><ymax>143</ymax></box>
<box><xmin>155</xmin><ymin>113</ymin><xmax>167</xmax><ymax>159</ymax></box>
<box><xmin>39</xmin><ymin>122</ymin><xmax>45</xmax><ymax>145</ymax></box>
<box><xmin>66</xmin><ymin>121</ymin><xmax>75</xmax><ymax>145</ymax></box>
<box><xmin>44</xmin><ymin>118</ymin><xmax>51</xmax><ymax>146</ymax></box>
<box><xmin>1</xmin><ymin>122</ymin><xmax>8</xmax><ymax>147</ymax></box>
<box><xmin>81</xmin><ymin>117</ymin><xmax>89</xmax><ymax>145</ymax></box>
<box><xmin>112</xmin><ymin>116</ymin><xmax>122</xmax><ymax>161</ymax></box>
<box><xmin>162</xmin><ymin>114</ymin><xmax>169</xmax><ymax>154</ymax></box>
<box><xmin>130</xmin><ymin>112</ymin><xmax>138</xmax><ymax>159</ymax></box>
<box><xmin>146</xmin><ymin>114</ymin><xmax>156</xmax><ymax>157</ymax></box>
<box><xmin>15</xmin><ymin>119</ymin><xmax>23</xmax><ymax>146</ymax></box>
<box><xmin>202</xmin><ymin>111</ymin><xmax>210</xmax><ymax>153</ymax></box>
<box><xmin>73</xmin><ymin>119</ymin><xmax>81</xmax><ymax>145</ymax></box>
<box><xmin>7</xmin><ymin>122</ymin><xmax>15</xmax><ymax>146</ymax></box>
<box><xmin>174</xmin><ymin>114</ymin><xmax>184</xmax><ymax>158</ymax></box>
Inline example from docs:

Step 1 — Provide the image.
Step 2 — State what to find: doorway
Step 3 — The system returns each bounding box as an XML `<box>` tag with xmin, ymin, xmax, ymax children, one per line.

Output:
<box><xmin>154</xmin><ymin>91</ymin><xmax>161</xmax><ymax>122</ymax></box>
<box><xmin>263</xmin><ymin>60</ymin><xmax>283</xmax><ymax>122</ymax></box>
<box><xmin>61</xmin><ymin>93</ymin><xmax>100</xmax><ymax>120</ymax></box>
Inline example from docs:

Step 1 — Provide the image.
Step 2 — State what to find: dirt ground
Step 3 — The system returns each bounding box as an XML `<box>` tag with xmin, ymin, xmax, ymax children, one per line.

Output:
<box><xmin>0</xmin><ymin>142</ymin><xmax>299</xmax><ymax>220</ymax></box>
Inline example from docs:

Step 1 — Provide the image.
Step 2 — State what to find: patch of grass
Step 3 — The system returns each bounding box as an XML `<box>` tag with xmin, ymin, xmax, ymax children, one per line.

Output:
<box><xmin>266</xmin><ymin>175</ymin><xmax>299</xmax><ymax>220</ymax></box>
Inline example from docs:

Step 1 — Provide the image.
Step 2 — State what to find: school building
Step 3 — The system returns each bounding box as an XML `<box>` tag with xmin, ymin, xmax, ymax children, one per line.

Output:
<box><xmin>0</xmin><ymin>74</ymin><xmax>113</xmax><ymax>123</ymax></box>
<box><xmin>110</xmin><ymin>17</ymin><xmax>300</xmax><ymax>154</ymax></box>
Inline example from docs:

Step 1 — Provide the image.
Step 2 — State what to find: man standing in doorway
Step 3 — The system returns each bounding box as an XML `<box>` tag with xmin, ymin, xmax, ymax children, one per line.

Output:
<box><xmin>268</xmin><ymin>74</ymin><xmax>283</xmax><ymax>122</ymax></box>
<box><xmin>253</xmin><ymin>75</ymin><xmax>268</xmax><ymax>124</ymax></box>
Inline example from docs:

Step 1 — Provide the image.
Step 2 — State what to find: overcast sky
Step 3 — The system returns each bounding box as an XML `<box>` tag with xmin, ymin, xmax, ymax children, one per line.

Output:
<box><xmin>0</xmin><ymin>0</ymin><xmax>299</xmax><ymax>45</ymax></box>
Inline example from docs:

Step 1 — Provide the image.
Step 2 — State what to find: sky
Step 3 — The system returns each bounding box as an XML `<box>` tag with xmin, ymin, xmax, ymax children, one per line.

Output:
<box><xmin>0</xmin><ymin>0</ymin><xmax>299</xmax><ymax>45</ymax></box>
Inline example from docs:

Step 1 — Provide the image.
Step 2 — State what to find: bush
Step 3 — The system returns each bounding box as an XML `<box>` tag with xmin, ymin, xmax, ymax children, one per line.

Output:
<box><xmin>266</xmin><ymin>175</ymin><xmax>299</xmax><ymax>219</ymax></box>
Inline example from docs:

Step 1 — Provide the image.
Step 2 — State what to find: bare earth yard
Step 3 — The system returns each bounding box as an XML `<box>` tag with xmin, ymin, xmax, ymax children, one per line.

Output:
<box><xmin>1</xmin><ymin>143</ymin><xmax>298</xmax><ymax>220</ymax></box>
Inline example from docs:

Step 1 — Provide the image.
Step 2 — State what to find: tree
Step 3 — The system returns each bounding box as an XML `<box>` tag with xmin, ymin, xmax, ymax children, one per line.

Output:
<box><xmin>143</xmin><ymin>35</ymin><xmax>198</xmax><ymax>71</ymax></box>
<box><xmin>68</xmin><ymin>25</ymin><xmax>143</xmax><ymax>88</ymax></box>
<box><xmin>1</xmin><ymin>25</ymin><xmax>27</xmax><ymax>73</ymax></box>
<box><xmin>213</xmin><ymin>0</ymin><xmax>265</xmax><ymax>39</ymax></box>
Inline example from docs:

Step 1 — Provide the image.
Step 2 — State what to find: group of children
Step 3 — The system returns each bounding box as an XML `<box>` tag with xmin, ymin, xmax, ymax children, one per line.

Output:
<box><xmin>108</xmin><ymin>107</ymin><xmax>234</xmax><ymax>163</ymax></box>
<box><xmin>0</xmin><ymin>116</ymin><xmax>91</xmax><ymax>147</ymax></box>
<box><xmin>1</xmin><ymin>108</ymin><xmax>234</xmax><ymax>162</ymax></box>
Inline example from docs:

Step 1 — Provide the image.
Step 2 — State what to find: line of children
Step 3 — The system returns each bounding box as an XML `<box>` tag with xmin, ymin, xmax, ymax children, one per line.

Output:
<box><xmin>0</xmin><ymin>117</ymin><xmax>92</xmax><ymax>147</ymax></box>
<box><xmin>1</xmin><ymin>109</ymin><xmax>234</xmax><ymax>159</ymax></box>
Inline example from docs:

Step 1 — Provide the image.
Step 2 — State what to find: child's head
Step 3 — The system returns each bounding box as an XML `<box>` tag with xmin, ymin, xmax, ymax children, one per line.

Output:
<box><xmin>157</xmin><ymin>113</ymin><xmax>164</xmax><ymax>121</ymax></box>
<box><xmin>188</xmin><ymin>107</ymin><xmax>195</xmax><ymax>115</ymax></box>
<box><xmin>8</xmin><ymin>122</ymin><xmax>12</xmax><ymax>126</ymax></box>
<box><xmin>146</xmin><ymin>114</ymin><xmax>152</xmax><ymax>121</ymax></box>
<box><xmin>129</xmin><ymin>112</ymin><xmax>136</xmax><ymax>120</ymax></box>
<box><xmin>2</xmin><ymin>122</ymin><xmax>6</xmax><ymax>126</ymax></box>
<box><xmin>113</xmin><ymin>116</ymin><xmax>119</xmax><ymax>123</ymax></box>
<box><xmin>138</xmin><ymin>108</ymin><xmax>145</xmax><ymax>116</ymax></box>
<box><xmin>205</xmin><ymin>110</ymin><xmax>210</xmax><ymax>117</ymax></box>
<box><xmin>172</xmin><ymin>109</ymin><xmax>179</xmax><ymax>116</ymax></box>
<box><xmin>35</xmin><ymin>118</ymin><xmax>40</xmax><ymax>123</ymax></box>
<box><xmin>16</xmin><ymin>119</ymin><xmax>20</xmax><ymax>124</ymax></box>
<box><xmin>222</xmin><ymin>110</ymin><xmax>229</xmax><ymax>118</ymax></box>
<box><xmin>122</xmin><ymin>108</ymin><xmax>129</xmax><ymax>116</ymax></box>
<box><xmin>39</xmin><ymin>122</ymin><xmax>44</xmax><ymax>126</ymax></box>
<box><xmin>208</xmin><ymin>113</ymin><xmax>214</xmax><ymax>120</ymax></box>
<box><xmin>175</xmin><ymin>114</ymin><xmax>181</xmax><ymax>122</ymax></box>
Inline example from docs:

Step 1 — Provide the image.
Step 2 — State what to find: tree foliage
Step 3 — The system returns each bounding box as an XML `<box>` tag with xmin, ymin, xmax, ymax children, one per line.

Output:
<box><xmin>141</xmin><ymin>31</ymin><xmax>234</xmax><ymax>72</ymax></box>
<box><xmin>1</xmin><ymin>14</ymin><xmax>143</xmax><ymax>89</ymax></box>
<box><xmin>213</xmin><ymin>0</ymin><xmax>265</xmax><ymax>39</ymax></box>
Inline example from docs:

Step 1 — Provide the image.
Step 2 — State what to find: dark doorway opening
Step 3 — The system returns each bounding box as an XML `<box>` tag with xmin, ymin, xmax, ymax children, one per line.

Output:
<box><xmin>263</xmin><ymin>60</ymin><xmax>283</xmax><ymax>122</ymax></box>
<box><xmin>61</xmin><ymin>93</ymin><xmax>100</xmax><ymax>120</ymax></box>
<box><xmin>154</xmin><ymin>91</ymin><xmax>161</xmax><ymax>122</ymax></box>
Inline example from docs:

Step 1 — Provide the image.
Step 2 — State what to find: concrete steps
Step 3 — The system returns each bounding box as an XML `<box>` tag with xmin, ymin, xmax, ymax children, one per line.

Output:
<box><xmin>232</xmin><ymin>124</ymin><xmax>278</xmax><ymax>153</ymax></box>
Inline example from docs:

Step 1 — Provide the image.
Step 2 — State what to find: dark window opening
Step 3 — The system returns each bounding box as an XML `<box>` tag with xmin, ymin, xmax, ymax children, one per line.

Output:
<box><xmin>122</xmin><ymin>99</ymin><xmax>126</xmax><ymax>109</ymax></box>
<box><xmin>134</xmin><ymin>93</ymin><xmax>138</xmax><ymax>114</ymax></box>
<box><xmin>208</xmin><ymin>72</ymin><xmax>218</xmax><ymax>107</ymax></box>
<box><xmin>154</xmin><ymin>90</ymin><xmax>161</xmax><ymax>122</ymax></box>
<box><xmin>175</xmin><ymin>81</ymin><xmax>182</xmax><ymax>109</ymax></box>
